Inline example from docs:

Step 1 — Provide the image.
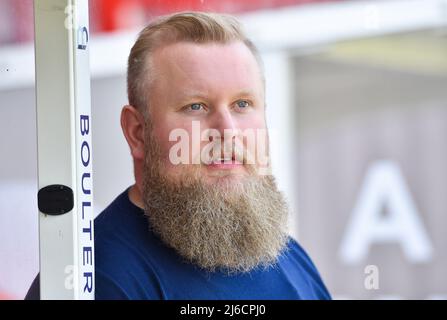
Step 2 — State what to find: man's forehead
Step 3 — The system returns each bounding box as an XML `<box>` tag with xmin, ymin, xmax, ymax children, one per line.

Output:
<box><xmin>150</xmin><ymin>41</ymin><xmax>264</xmax><ymax>98</ymax></box>
<box><xmin>156</xmin><ymin>40</ymin><xmax>252</xmax><ymax>58</ymax></box>
<box><xmin>153</xmin><ymin>41</ymin><xmax>259</xmax><ymax>74</ymax></box>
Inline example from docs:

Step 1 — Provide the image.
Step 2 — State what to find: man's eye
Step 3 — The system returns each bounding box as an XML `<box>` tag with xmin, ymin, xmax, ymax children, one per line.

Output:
<box><xmin>189</xmin><ymin>103</ymin><xmax>204</xmax><ymax>111</ymax></box>
<box><xmin>236</xmin><ymin>100</ymin><xmax>250</xmax><ymax>109</ymax></box>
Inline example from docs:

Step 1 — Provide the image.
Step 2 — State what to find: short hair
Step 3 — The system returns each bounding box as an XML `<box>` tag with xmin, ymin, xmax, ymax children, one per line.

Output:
<box><xmin>127</xmin><ymin>11</ymin><xmax>264</xmax><ymax>118</ymax></box>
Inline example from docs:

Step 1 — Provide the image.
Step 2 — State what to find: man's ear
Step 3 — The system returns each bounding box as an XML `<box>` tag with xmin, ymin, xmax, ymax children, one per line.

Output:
<box><xmin>121</xmin><ymin>105</ymin><xmax>145</xmax><ymax>160</ymax></box>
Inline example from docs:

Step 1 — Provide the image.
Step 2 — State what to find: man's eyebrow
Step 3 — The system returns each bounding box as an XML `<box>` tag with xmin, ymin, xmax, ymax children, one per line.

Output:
<box><xmin>173</xmin><ymin>89</ymin><xmax>260</xmax><ymax>105</ymax></box>
<box><xmin>174</xmin><ymin>91</ymin><xmax>209</xmax><ymax>103</ymax></box>
<box><xmin>231</xmin><ymin>89</ymin><xmax>258</xmax><ymax>99</ymax></box>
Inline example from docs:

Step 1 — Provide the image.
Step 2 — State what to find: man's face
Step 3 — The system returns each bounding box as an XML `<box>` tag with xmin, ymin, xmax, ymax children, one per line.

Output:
<box><xmin>147</xmin><ymin>41</ymin><xmax>267</xmax><ymax>183</ymax></box>
<box><xmin>140</xmin><ymin>41</ymin><xmax>288</xmax><ymax>273</ymax></box>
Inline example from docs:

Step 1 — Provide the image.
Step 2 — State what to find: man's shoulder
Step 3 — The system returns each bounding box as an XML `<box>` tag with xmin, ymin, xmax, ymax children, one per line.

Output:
<box><xmin>94</xmin><ymin>188</ymin><xmax>152</xmax><ymax>262</ymax></box>
<box><xmin>94</xmin><ymin>187</ymin><xmax>149</xmax><ymax>243</ymax></box>
<box><xmin>94</xmin><ymin>188</ymin><xmax>131</xmax><ymax>231</ymax></box>
<box><xmin>285</xmin><ymin>237</ymin><xmax>318</xmax><ymax>263</ymax></box>
<box><xmin>94</xmin><ymin>189</ymin><xmax>165</xmax><ymax>299</ymax></box>
<box><xmin>282</xmin><ymin>236</ymin><xmax>332</xmax><ymax>300</ymax></box>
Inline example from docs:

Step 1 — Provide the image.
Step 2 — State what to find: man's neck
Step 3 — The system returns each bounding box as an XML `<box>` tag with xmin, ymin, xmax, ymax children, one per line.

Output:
<box><xmin>128</xmin><ymin>184</ymin><xmax>144</xmax><ymax>209</ymax></box>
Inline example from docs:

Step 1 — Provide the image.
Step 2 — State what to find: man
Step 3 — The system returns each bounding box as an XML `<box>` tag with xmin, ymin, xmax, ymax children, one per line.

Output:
<box><xmin>27</xmin><ymin>11</ymin><xmax>330</xmax><ymax>300</ymax></box>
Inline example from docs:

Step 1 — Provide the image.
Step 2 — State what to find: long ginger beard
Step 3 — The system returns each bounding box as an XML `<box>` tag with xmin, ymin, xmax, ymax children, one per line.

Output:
<box><xmin>142</xmin><ymin>122</ymin><xmax>290</xmax><ymax>274</ymax></box>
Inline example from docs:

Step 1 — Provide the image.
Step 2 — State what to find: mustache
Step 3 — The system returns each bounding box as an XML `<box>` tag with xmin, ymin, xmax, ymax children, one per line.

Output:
<box><xmin>194</xmin><ymin>138</ymin><xmax>258</xmax><ymax>165</ymax></box>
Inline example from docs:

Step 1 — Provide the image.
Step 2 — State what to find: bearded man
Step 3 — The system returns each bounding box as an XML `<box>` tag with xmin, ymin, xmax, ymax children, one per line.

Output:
<box><xmin>27</xmin><ymin>11</ymin><xmax>331</xmax><ymax>300</ymax></box>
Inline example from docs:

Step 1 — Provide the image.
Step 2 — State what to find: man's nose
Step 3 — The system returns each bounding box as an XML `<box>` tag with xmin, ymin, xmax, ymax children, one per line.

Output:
<box><xmin>208</xmin><ymin>108</ymin><xmax>238</xmax><ymax>138</ymax></box>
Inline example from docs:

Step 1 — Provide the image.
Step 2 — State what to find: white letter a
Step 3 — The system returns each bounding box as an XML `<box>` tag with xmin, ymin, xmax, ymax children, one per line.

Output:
<box><xmin>339</xmin><ymin>160</ymin><xmax>433</xmax><ymax>264</ymax></box>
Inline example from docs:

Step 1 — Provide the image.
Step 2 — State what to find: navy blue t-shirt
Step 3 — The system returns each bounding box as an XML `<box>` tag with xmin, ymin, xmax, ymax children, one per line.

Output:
<box><xmin>94</xmin><ymin>188</ymin><xmax>331</xmax><ymax>300</ymax></box>
<box><xmin>25</xmin><ymin>187</ymin><xmax>331</xmax><ymax>300</ymax></box>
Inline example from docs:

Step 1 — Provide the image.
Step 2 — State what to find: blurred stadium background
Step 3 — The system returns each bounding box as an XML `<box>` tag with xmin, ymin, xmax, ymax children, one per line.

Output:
<box><xmin>0</xmin><ymin>0</ymin><xmax>446</xmax><ymax>299</ymax></box>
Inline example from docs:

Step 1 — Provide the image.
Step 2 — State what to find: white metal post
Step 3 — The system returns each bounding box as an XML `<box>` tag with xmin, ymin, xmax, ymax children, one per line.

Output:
<box><xmin>34</xmin><ymin>0</ymin><xmax>94</xmax><ymax>300</ymax></box>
